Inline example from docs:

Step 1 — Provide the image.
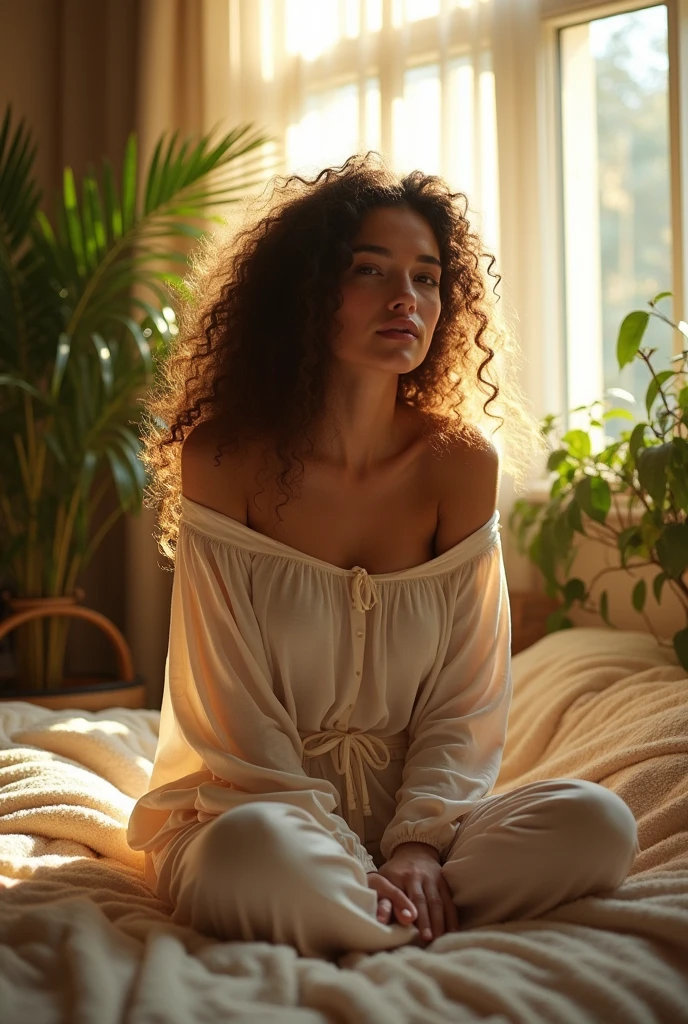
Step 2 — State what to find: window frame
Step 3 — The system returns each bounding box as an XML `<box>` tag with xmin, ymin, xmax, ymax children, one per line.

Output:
<box><xmin>540</xmin><ymin>0</ymin><xmax>686</xmax><ymax>432</ymax></box>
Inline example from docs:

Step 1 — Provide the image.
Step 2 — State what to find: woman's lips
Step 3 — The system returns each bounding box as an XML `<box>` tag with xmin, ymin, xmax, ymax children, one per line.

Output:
<box><xmin>376</xmin><ymin>329</ymin><xmax>417</xmax><ymax>339</ymax></box>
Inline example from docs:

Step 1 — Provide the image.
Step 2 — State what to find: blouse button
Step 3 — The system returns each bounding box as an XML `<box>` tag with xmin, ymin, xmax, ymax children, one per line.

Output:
<box><xmin>355</xmin><ymin>669</ymin><xmax>361</xmax><ymax>676</ymax></box>
<box><xmin>356</xmin><ymin>630</ymin><xmax>364</xmax><ymax>638</ymax></box>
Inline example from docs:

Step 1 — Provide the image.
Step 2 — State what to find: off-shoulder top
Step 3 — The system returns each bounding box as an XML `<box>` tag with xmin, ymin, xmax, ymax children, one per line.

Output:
<box><xmin>126</xmin><ymin>496</ymin><xmax>512</xmax><ymax>889</ymax></box>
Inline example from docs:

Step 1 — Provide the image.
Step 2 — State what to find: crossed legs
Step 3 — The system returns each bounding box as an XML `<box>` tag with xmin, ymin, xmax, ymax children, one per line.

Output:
<box><xmin>158</xmin><ymin>778</ymin><xmax>638</xmax><ymax>959</ymax></box>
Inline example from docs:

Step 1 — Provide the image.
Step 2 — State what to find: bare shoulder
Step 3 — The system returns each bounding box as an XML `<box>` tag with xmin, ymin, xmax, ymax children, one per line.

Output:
<box><xmin>428</xmin><ymin>426</ymin><xmax>500</xmax><ymax>555</ymax></box>
<box><xmin>181</xmin><ymin>419</ymin><xmax>257</xmax><ymax>523</ymax></box>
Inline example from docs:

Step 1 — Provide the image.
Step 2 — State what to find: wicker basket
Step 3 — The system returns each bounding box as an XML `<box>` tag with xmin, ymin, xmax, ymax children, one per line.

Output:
<box><xmin>0</xmin><ymin>600</ymin><xmax>145</xmax><ymax>711</ymax></box>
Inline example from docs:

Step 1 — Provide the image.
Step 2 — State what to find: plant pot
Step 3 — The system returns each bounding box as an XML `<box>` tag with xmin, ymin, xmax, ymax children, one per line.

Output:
<box><xmin>0</xmin><ymin>600</ymin><xmax>145</xmax><ymax>711</ymax></box>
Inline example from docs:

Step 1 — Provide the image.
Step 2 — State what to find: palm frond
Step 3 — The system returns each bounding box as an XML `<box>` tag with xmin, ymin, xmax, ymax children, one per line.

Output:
<box><xmin>0</xmin><ymin>104</ymin><xmax>277</xmax><ymax>618</ymax></box>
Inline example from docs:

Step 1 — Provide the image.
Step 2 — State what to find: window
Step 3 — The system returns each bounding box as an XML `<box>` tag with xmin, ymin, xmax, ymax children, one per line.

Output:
<box><xmin>277</xmin><ymin>0</ymin><xmax>499</xmax><ymax>252</ymax></box>
<box><xmin>558</xmin><ymin>4</ymin><xmax>673</xmax><ymax>433</ymax></box>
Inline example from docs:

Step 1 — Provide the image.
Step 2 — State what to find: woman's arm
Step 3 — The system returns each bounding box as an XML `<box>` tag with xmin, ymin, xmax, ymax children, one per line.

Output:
<box><xmin>379</xmin><ymin>437</ymin><xmax>511</xmax><ymax>863</ymax></box>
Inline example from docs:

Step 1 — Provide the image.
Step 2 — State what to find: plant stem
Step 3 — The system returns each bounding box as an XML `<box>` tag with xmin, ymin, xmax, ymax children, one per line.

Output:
<box><xmin>638</xmin><ymin>349</ymin><xmax>676</xmax><ymax>425</ymax></box>
<box><xmin>51</xmin><ymin>479</ymin><xmax>83</xmax><ymax>598</ymax></box>
<box><xmin>74</xmin><ymin>505</ymin><xmax>123</xmax><ymax>579</ymax></box>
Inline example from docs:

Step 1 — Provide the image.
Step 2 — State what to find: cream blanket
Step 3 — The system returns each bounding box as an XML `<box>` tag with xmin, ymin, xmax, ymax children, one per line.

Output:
<box><xmin>1</xmin><ymin>627</ymin><xmax>687</xmax><ymax>1023</ymax></box>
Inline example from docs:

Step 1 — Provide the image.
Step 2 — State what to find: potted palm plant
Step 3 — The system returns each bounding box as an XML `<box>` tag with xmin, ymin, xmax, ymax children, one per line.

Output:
<box><xmin>509</xmin><ymin>292</ymin><xmax>688</xmax><ymax>669</ymax></box>
<box><xmin>0</xmin><ymin>106</ymin><xmax>271</xmax><ymax>708</ymax></box>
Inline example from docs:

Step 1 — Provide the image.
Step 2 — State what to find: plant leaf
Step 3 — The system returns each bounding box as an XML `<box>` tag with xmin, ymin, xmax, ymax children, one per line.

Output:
<box><xmin>563</xmin><ymin>577</ymin><xmax>586</xmax><ymax>605</ymax></box>
<box><xmin>636</xmin><ymin>443</ymin><xmax>671</xmax><ymax>505</ymax></box>
<box><xmin>50</xmin><ymin>333</ymin><xmax>72</xmax><ymax>398</ymax></box>
<box><xmin>628</xmin><ymin>423</ymin><xmax>647</xmax><ymax>464</ymax></box>
<box><xmin>0</xmin><ymin>374</ymin><xmax>51</xmax><ymax>404</ymax></box>
<box><xmin>567</xmin><ymin>498</ymin><xmax>584</xmax><ymax>534</ymax></box>
<box><xmin>673</xmin><ymin>628</ymin><xmax>688</xmax><ymax>672</ymax></box>
<box><xmin>645</xmin><ymin>370</ymin><xmax>674</xmax><ymax>418</ymax></box>
<box><xmin>62</xmin><ymin>166</ymin><xmax>87</xmax><ymax>277</ymax></box>
<box><xmin>617</xmin><ymin>310</ymin><xmax>649</xmax><ymax>369</ymax></box>
<box><xmin>602</xmin><ymin>407</ymin><xmax>635</xmax><ymax>421</ymax></box>
<box><xmin>599</xmin><ymin>589</ymin><xmax>612</xmax><ymax>626</ymax></box>
<box><xmin>617</xmin><ymin>526</ymin><xmax>645</xmax><ymax>567</ymax></box>
<box><xmin>547</xmin><ymin>449</ymin><xmax>569</xmax><ymax>472</ymax></box>
<box><xmin>652</xmin><ymin>571</ymin><xmax>669</xmax><ymax>604</ymax></box>
<box><xmin>101</xmin><ymin>157</ymin><xmax>123</xmax><ymax>242</ymax></box>
<box><xmin>561</xmin><ymin>429</ymin><xmax>591</xmax><ymax>460</ymax></box>
<box><xmin>105</xmin><ymin>445</ymin><xmax>136</xmax><ymax>510</ymax></box>
<box><xmin>121</xmin><ymin>133</ymin><xmax>138</xmax><ymax>232</ymax></box>
<box><xmin>575</xmin><ymin>475</ymin><xmax>611</xmax><ymax>523</ymax></box>
<box><xmin>631</xmin><ymin>579</ymin><xmax>646</xmax><ymax>612</ymax></box>
<box><xmin>656</xmin><ymin>523</ymin><xmax>688</xmax><ymax>579</ymax></box>
<box><xmin>0</xmin><ymin>107</ymin><xmax>42</xmax><ymax>251</ymax></box>
<box><xmin>91</xmin><ymin>333</ymin><xmax>113</xmax><ymax>394</ymax></box>
<box><xmin>545</xmin><ymin>608</ymin><xmax>574</xmax><ymax>633</ymax></box>
<box><xmin>110</xmin><ymin>314</ymin><xmax>153</xmax><ymax>374</ymax></box>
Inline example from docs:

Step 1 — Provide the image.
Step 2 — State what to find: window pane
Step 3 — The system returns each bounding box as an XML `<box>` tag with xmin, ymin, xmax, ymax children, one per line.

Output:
<box><xmin>344</xmin><ymin>0</ymin><xmax>382</xmax><ymax>37</ymax></box>
<box><xmin>560</xmin><ymin>5</ymin><xmax>671</xmax><ymax>432</ymax></box>
<box><xmin>444</xmin><ymin>52</ymin><xmax>498</xmax><ymax>254</ymax></box>
<box><xmin>446</xmin><ymin>58</ymin><xmax>475</xmax><ymax>197</ymax></box>
<box><xmin>365</xmin><ymin>79</ymin><xmax>381</xmax><ymax>152</ymax></box>
<box><xmin>285</xmin><ymin>0</ymin><xmax>338</xmax><ymax>60</ymax></box>
<box><xmin>404</xmin><ymin>0</ymin><xmax>441</xmax><ymax>21</ymax></box>
<box><xmin>395</xmin><ymin>65</ymin><xmax>441</xmax><ymax>174</ymax></box>
<box><xmin>286</xmin><ymin>80</ymin><xmax>380</xmax><ymax>172</ymax></box>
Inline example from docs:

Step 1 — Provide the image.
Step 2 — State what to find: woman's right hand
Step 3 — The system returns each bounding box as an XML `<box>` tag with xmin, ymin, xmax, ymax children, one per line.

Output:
<box><xmin>367</xmin><ymin>870</ymin><xmax>418</xmax><ymax>927</ymax></box>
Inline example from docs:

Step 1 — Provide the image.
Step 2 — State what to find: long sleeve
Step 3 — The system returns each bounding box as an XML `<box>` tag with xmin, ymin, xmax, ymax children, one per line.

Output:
<box><xmin>127</xmin><ymin>525</ymin><xmax>377</xmax><ymax>876</ymax></box>
<box><xmin>379</xmin><ymin>541</ymin><xmax>512</xmax><ymax>863</ymax></box>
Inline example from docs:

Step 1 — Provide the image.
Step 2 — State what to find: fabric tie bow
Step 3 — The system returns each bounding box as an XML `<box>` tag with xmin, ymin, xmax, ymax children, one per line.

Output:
<box><xmin>301</xmin><ymin>728</ymin><xmax>391</xmax><ymax>816</ymax></box>
<box><xmin>350</xmin><ymin>566</ymin><xmax>379</xmax><ymax>612</ymax></box>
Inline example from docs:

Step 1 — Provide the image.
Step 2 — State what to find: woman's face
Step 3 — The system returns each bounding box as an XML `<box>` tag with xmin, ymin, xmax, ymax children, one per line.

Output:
<box><xmin>332</xmin><ymin>204</ymin><xmax>442</xmax><ymax>374</ymax></box>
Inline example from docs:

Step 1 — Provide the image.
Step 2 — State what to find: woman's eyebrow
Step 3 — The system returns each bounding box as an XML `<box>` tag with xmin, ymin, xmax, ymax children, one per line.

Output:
<box><xmin>351</xmin><ymin>243</ymin><xmax>442</xmax><ymax>268</ymax></box>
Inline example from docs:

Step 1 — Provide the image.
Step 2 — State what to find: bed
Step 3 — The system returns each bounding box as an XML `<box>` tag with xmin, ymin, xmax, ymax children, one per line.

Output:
<box><xmin>1</xmin><ymin>626</ymin><xmax>687</xmax><ymax>1023</ymax></box>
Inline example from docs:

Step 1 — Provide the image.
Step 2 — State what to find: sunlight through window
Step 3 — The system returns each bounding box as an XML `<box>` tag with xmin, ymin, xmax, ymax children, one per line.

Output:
<box><xmin>395</xmin><ymin>65</ymin><xmax>441</xmax><ymax>175</ymax></box>
<box><xmin>560</xmin><ymin>5</ymin><xmax>671</xmax><ymax>432</ymax></box>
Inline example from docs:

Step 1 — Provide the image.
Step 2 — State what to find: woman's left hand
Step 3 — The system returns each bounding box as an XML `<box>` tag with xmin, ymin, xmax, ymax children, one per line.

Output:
<box><xmin>376</xmin><ymin>841</ymin><xmax>460</xmax><ymax>944</ymax></box>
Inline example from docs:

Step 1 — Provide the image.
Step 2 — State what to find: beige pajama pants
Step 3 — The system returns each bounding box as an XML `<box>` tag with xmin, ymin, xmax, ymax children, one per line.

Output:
<box><xmin>153</xmin><ymin>778</ymin><xmax>639</xmax><ymax>960</ymax></box>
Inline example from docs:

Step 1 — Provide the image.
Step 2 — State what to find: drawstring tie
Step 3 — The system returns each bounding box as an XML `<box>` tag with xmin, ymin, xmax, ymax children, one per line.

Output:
<box><xmin>351</xmin><ymin>566</ymin><xmax>379</xmax><ymax>612</ymax></box>
<box><xmin>301</xmin><ymin>729</ymin><xmax>390</xmax><ymax>816</ymax></box>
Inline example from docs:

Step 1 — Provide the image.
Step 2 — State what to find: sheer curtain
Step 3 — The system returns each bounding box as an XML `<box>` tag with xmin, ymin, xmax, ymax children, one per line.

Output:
<box><xmin>127</xmin><ymin>0</ymin><xmax>235</xmax><ymax>706</ymax></box>
<box><xmin>131</xmin><ymin>0</ymin><xmax>546</xmax><ymax>705</ymax></box>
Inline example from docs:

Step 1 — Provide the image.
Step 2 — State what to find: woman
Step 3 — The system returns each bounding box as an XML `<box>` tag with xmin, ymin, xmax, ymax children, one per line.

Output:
<box><xmin>126</xmin><ymin>154</ymin><xmax>638</xmax><ymax>961</ymax></box>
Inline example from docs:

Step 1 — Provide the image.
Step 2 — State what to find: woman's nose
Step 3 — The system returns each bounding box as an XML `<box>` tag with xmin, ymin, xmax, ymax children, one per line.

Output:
<box><xmin>388</xmin><ymin>283</ymin><xmax>417</xmax><ymax>313</ymax></box>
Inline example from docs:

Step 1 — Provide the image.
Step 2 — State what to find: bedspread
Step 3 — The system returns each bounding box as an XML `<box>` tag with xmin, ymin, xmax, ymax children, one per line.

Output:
<box><xmin>0</xmin><ymin>627</ymin><xmax>687</xmax><ymax>1023</ymax></box>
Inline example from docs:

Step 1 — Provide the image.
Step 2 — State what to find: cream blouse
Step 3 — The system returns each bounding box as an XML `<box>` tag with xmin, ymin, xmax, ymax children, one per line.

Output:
<box><xmin>127</xmin><ymin>496</ymin><xmax>512</xmax><ymax>889</ymax></box>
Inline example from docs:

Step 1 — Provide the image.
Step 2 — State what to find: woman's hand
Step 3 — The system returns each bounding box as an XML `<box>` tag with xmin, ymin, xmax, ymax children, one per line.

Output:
<box><xmin>366</xmin><ymin>871</ymin><xmax>418</xmax><ymax>928</ymax></box>
<box><xmin>376</xmin><ymin>841</ymin><xmax>460</xmax><ymax>944</ymax></box>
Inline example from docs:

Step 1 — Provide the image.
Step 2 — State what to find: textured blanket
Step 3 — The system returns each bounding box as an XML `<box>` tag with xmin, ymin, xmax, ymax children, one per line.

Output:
<box><xmin>0</xmin><ymin>627</ymin><xmax>687</xmax><ymax>1023</ymax></box>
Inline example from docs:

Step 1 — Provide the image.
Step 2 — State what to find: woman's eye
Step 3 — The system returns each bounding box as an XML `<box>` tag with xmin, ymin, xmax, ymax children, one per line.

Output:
<box><xmin>354</xmin><ymin>265</ymin><xmax>438</xmax><ymax>286</ymax></box>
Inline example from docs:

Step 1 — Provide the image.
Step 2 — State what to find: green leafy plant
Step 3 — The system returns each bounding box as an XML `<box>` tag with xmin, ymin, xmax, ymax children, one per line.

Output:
<box><xmin>0</xmin><ymin>105</ymin><xmax>272</xmax><ymax>688</ymax></box>
<box><xmin>509</xmin><ymin>292</ymin><xmax>688</xmax><ymax>670</ymax></box>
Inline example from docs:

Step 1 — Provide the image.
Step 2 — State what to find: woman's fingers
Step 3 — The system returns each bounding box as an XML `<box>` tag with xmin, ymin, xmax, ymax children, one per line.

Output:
<box><xmin>414</xmin><ymin>878</ymin><xmax>459</xmax><ymax>943</ymax></box>
<box><xmin>376</xmin><ymin>897</ymin><xmax>392</xmax><ymax>923</ymax></box>
<box><xmin>411</xmin><ymin>887</ymin><xmax>433</xmax><ymax>943</ymax></box>
<box><xmin>426</xmin><ymin>890</ymin><xmax>446</xmax><ymax>940</ymax></box>
<box><xmin>368</xmin><ymin>873</ymin><xmax>417</xmax><ymax>926</ymax></box>
<box><xmin>392</xmin><ymin>888</ymin><xmax>417</xmax><ymax>925</ymax></box>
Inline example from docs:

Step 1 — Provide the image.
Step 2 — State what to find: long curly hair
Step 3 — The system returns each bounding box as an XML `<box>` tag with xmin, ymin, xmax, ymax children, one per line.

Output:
<box><xmin>142</xmin><ymin>152</ymin><xmax>544</xmax><ymax>560</ymax></box>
